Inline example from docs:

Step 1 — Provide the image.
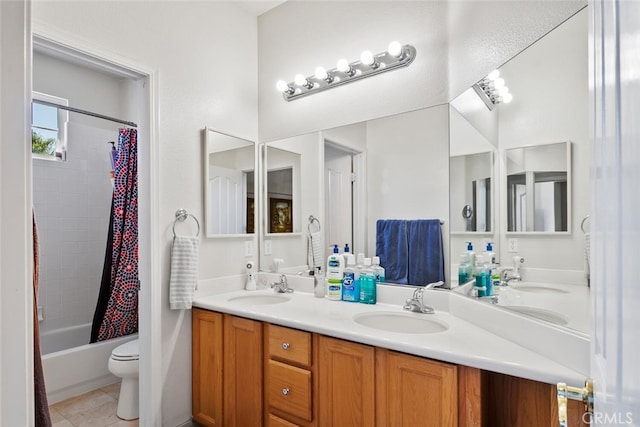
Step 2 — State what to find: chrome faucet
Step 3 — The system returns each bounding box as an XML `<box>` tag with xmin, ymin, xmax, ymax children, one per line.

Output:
<box><xmin>271</xmin><ymin>274</ymin><xmax>294</xmax><ymax>293</ymax></box>
<box><xmin>403</xmin><ymin>282</ymin><xmax>442</xmax><ymax>314</ymax></box>
<box><xmin>500</xmin><ymin>255</ymin><xmax>525</xmax><ymax>286</ymax></box>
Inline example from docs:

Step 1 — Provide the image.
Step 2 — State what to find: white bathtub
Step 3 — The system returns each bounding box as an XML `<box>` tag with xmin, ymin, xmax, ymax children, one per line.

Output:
<box><xmin>41</xmin><ymin>323</ymin><xmax>137</xmax><ymax>404</ymax></box>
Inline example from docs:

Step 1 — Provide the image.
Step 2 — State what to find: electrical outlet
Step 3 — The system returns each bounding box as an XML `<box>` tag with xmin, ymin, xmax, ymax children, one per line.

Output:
<box><xmin>264</xmin><ymin>240</ymin><xmax>272</xmax><ymax>255</ymax></box>
<box><xmin>508</xmin><ymin>238</ymin><xmax>519</xmax><ymax>253</ymax></box>
<box><xmin>245</xmin><ymin>241</ymin><xmax>253</xmax><ymax>257</ymax></box>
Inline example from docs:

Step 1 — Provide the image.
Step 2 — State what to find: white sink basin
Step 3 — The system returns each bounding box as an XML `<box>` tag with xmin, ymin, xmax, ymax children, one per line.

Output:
<box><xmin>509</xmin><ymin>283</ymin><xmax>569</xmax><ymax>294</ymax></box>
<box><xmin>353</xmin><ymin>311</ymin><xmax>449</xmax><ymax>334</ymax></box>
<box><xmin>227</xmin><ymin>294</ymin><xmax>291</xmax><ymax>305</ymax></box>
<box><xmin>502</xmin><ymin>306</ymin><xmax>569</xmax><ymax>326</ymax></box>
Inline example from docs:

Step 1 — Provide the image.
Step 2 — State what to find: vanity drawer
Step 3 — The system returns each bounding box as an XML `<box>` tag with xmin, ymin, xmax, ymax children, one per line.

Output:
<box><xmin>268</xmin><ymin>413</ymin><xmax>302</xmax><ymax>427</ymax></box>
<box><xmin>268</xmin><ymin>360</ymin><xmax>312</xmax><ymax>421</ymax></box>
<box><xmin>268</xmin><ymin>324</ymin><xmax>311</xmax><ymax>367</ymax></box>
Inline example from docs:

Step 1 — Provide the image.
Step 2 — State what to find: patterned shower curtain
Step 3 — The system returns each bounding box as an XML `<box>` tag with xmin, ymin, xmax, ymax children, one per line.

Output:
<box><xmin>90</xmin><ymin>128</ymin><xmax>138</xmax><ymax>342</ymax></box>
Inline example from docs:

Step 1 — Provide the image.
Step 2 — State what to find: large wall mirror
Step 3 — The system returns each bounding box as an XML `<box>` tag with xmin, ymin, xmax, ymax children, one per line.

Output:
<box><xmin>203</xmin><ymin>128</ymin><xmax>256</xmax><ymax>237</ymax></box>
<box><xmin>449</xmin><ymin>8</ymin><xmax>589</xmax><ymax>334</ymax></box>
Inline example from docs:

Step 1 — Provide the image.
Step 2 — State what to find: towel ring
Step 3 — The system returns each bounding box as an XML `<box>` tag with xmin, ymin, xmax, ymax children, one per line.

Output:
<box><xmin>581</xmin><ymin>215</ymin><xmax>590</xmax><ymax>234</ymax></box>
<box><xmin>308</xmin><ymin>215</ymin><xmax>321</xmax><ymax>233</ymax></box>
<box><xmin>173</xmin><ymin>209</ymin><xmax>200</xmax><ymax>238</ymax></box>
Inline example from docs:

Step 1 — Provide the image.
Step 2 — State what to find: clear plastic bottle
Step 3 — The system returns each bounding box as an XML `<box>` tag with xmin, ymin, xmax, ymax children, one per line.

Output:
<box><xmin>458</xmin><ymin>253</ymin><xmax>471</xmax><ymax>284</ymax></box>
<box><xmin>326</xmin><ymin>245</ymin><xmax>344</xmax><ymax>300</ymax></box>
<box><xmin>341</xmin><ymin>254</ymin><xmax>359</xmax><ymax>302</ymax></box>
<box><xmin>359</xmin><ymin>258</ymin><xmax>377</xmax><ymax>304</ymax></box>
<box><xmin>371</xmin><ymin>256</ymin><xmax>385</xmax><ymax>284</ymax></box>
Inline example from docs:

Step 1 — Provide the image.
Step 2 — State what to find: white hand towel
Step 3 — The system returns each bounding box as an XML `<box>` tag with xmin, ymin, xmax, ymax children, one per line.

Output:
<box><xmin>308</xmin><ymin>231</ymin><xmax>323</xmax><ymax>269</ymax></box>
<box><xmin>169</xmin><ymin>236</ymin><xmax>199</xmax><ymax>310</ymax></box>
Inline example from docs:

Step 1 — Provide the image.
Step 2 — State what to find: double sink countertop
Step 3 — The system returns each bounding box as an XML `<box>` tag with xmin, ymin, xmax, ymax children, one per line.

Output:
<box><xmin>193</xmin><ymin>275</ymin><xmax>589</xmax><ymax>388</ymax></box>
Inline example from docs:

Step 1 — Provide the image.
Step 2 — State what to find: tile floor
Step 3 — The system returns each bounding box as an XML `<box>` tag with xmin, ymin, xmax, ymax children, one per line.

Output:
<box><xmin>49</xmin><ymin>383</ymin><xmax>138</xmax><ymax>427</ymax></box>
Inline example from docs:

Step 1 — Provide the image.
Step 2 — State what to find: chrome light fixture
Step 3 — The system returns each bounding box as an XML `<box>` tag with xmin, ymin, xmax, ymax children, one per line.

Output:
<box><xmin>275</xmin><ymin>41</ymin><xmax>417</xmax><ymax>102</ymax></box>
<box><xmin>473</xmin><ymin>69</ymin><xmax>513</xmax><ymax>110</ymax></box>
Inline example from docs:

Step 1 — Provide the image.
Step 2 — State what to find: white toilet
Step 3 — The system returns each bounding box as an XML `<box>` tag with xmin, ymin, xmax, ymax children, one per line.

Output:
<box><xmin>108</xmin><ymin>338</ymin><xmax>139</xmax><ymax>420</ymax></box>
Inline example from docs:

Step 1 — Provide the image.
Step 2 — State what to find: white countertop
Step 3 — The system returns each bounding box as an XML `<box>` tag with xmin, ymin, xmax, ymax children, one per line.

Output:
<box><xmin>193</xmin><ymin>278</ymin><xmax>589</xmax><ymax>387</ymax></box>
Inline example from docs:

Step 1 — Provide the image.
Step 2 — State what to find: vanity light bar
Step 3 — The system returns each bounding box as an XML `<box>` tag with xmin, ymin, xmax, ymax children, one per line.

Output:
<box><xmin>276</xmin><ymin>42</ymin><xmax>417</xmax><ymax>102</ymax></box>
<box><xmin>473</xmin><ymin>69</ymin><xmax>513</xmax><ymax>111</ymax></box>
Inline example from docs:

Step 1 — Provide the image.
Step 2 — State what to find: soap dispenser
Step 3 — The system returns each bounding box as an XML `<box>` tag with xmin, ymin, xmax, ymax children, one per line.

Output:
<box><xmin>484</xmin><ymin>242</ymin><xmax>496</xmax><ymax>264</ymax></box>
<box><xmin>465</xmin><ymin>242</ymin><xmax>476</xmax><ymax>277</ymax></box>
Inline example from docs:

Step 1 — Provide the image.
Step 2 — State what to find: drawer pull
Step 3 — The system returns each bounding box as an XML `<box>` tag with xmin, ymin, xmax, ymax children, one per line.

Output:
<box><xmin>282</xmin><ymin>388</ymin><xmax>290</xmax><ymax>396</ymax></box>
<box><xmin>282</xmin><ymin>342</ymin><xmax>290</xmax><ymax>350</ymax></box>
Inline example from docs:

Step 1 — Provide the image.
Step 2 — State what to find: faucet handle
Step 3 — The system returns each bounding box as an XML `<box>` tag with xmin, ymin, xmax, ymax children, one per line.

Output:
<box><xmin>424</xmin><ymin>281</ymin><xmax>444</xmax><ymax>290</ymax></box>
<box><xmin>412</xmin><ymin>287</ymin><xmax>424</xmax><ymax>299</ymax></box>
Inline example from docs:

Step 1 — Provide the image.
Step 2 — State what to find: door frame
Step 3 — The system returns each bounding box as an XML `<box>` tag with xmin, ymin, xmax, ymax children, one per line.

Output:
<box><xmin>30</xmin><ymin>26</ymin><xmax>161</xmax><ymax>424</ymax></box>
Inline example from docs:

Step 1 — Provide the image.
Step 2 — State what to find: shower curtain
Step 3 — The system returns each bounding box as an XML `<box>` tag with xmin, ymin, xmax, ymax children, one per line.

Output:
<box><xmin>33</xmin><ymin>212</ymin><xmax>52</xmax><ymax>426</ymax></box>
<box><xmin>91</xmin><ymin>128</ymin><xmax>139</xmax><ymax>342</ymax></box>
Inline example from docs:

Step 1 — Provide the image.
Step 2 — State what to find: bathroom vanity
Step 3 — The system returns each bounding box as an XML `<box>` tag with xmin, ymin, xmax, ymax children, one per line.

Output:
<box><xmin>191</xmin><ymin>285</ymin><xmax>588</xmax><ymax>427</ymax></box>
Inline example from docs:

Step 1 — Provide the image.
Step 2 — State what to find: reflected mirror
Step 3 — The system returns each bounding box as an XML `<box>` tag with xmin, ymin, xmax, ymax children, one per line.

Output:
<box><xmin>203</xmin><ymin>128</ymin><xmax>255</xmax><ymax>237</ymax></box>
<box><xmin>263</xmin><ymin>144</ymin><xmax>301</xmax><ymax>235</ymax></box>
<box><xmin>506</xmin><ymin>142</ymin><xmax>570</xmax><ymax>232</ymax></box>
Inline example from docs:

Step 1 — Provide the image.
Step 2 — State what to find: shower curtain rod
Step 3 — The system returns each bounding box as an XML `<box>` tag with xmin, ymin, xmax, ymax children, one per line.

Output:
<box><xmin>32</xmin><ymin>99</ymin><xmax>138</xmax><ymax>128</ymax></box>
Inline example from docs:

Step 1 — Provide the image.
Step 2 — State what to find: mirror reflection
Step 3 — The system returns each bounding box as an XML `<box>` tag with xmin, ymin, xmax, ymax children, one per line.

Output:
<box><xmin>506</xmin><ymin>142</ymin><xmax>570</xmax><ymax>232</ymax></box>
<box><xmin>259</xmin><ymin>107</ymin><xmax>450</xmax><ymax>284</ymax></box>
<box><xmin>263</xmin><ymin>144</ymin><xmax>302</xmax><ymax>235</ymax></box>
<box><xmin>203</xmin><ymin>128</ymin><xmax>255</xmax><ymax>237</ymax></box>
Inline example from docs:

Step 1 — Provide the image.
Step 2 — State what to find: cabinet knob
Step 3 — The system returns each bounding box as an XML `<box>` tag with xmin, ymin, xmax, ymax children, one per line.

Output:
<box><xmin>282</xmin><ymin>388</ymin><xmax>290</xmax><ymax>396</ymax></box>
<box><xmin>282</xmin><ymin>342</ymin><xmax>290</xmax><ymax>350</ymax></box>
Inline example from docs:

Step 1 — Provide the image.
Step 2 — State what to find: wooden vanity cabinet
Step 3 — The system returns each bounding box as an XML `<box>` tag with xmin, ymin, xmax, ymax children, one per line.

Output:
<box><xmin>192</xmin><ymin>309</ymin><xmax>263</xmax><ymax>427</ymax></box>
<box><xmin>192</xmin><ymin>308</ymin><xmax>580</xmax><ymax>427</ymax></box>
<box><xmin>375</xmin><ymin>349</ymin><xmax>459</xmax><ymax>427</ymax></box>
<box><xmin>192</xmin><ymin>309</ymin><xmax>223</xmax><ymax>426</ymax></box>
<box><xmin>318</xmin><ymin>336</ymin><xmax>376</xmax><ymax>426</ymax></box>
<box><xmin>265</xmin><ymin>324</ymin><xmax>318</xmax><ymax>426</ymax></box>
<box><xmin>224</xmin><ymin>314</ymin><xmax>264</xmax><ymax>426</ymax></box>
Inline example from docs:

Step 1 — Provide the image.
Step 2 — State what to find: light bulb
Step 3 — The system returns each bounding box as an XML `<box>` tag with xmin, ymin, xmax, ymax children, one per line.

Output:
<box><xmin>498</xmin><ymin>86</ymin><xmax>510</xmax><ymax>96</ymax></box>
<box><xmin>388</xmin><ymin>41</ymin><xmax>402</xmax><ymax>57</ymax></box>
<box><xmin>314</xmin><ymin>67</ymin><xmax>328</xmax><ymax>80</ymax></box>
<box><xmin>294</xmin><ymin>74</ymin><xmax>308</xmax><ymax>87</ymax></box>
<box><xmin>360</xmin><ymin>50</ymin><xmax>375</xmax><ymax>66</ymax></box>
<box><xmin>487</xmin><ymin>70</ymin><xmax>500</xmax><ymax>81</ymax></box>
<box><xmin>502</xmin><ymin>92</ymin><xmax>513</xmax><ymax>103</ymax></box>
<box><xmin>494</xmin><ymin>78</ymin><xmax>505</xmax><ymax>89</ymax></box>
<box><xmin>337</xmin><ymin>58</ymin><xmax>351</xmax><ymax>73</ymax></box>
<box><xmin>276</xmin><ymin>80</ymin><xmax>290</xmax><ymax>93</ymax></box>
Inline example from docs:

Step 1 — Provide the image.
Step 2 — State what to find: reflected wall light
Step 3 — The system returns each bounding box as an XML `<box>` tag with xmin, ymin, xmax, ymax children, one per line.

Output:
<box><xmin>275</xmin><ymin>41</ymin><xmax>417</xmax><ymax>102</ymax></box>
<box><xmin>473</xmin><ymin>69</ymin><xmax>513</xmax><ymax>110</ymax></box>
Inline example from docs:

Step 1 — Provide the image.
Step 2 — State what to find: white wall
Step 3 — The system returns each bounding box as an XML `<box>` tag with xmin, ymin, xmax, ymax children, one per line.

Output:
<box><xmin>32</xmin><ymin>2</ymin><xmax>258</xmax><ymax>425</ymax></box>
<box><xmin>33</xmin><ymin>52</ymin><xmax>125</xmax><ymax>337</ymax></box>
<box><xmin>0</xmin><ymin>1</ymin><xmax>33</xmax><ymax>424</ymax></box>
<box><xmin>258</xmin><ymin>1</ymin><xmax>585</xmax><ymax>143</ymax></box>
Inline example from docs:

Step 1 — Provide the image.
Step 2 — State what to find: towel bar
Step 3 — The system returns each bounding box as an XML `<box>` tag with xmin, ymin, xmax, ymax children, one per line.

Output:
<box><xmin>173</xmin><ymin>209</ymin><xmax>200</xmax><ymax>238</ymax></box>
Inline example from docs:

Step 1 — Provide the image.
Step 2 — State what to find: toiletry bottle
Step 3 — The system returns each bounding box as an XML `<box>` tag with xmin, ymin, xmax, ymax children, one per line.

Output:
<box><xmin>341</xmin><ymin>255</ymin><xmax>359</xmax><ymax>302</ymax></box>
<box><xmin>491</xmin><ymin>265</ymin><xmax>501</xmax><ymax>295</ymax></box>
<box><xmin>343</xmin><ymin>243</ymin><xmax>350</xmax><ymax>265</ymax></box>
<box><xmin>483</xmin><ymin>263</ymin><xmax>493</xmax><ymax>296</ymax></box>
<box><xmin>458</xmin><ymin>254</ymin><xmax>471</xmax><ymax>284</ymax></box>
<box><xmin>465</xmin><ymin>242</ymin><xmax>476</xmax><ymax>277</ymax></box>
<box><xmin>359</xmin><ymin>258</ymin><xmax>377</xmax><ymax>304</ymax></box>
<box><xmin>371</xmin><ymin>256</ymin><xmax>385</xmax><ymax>283</ymax></box>
<box><xmin>484</xmin><ymin>242</ymin><xmax>496</xmax><ymax>264</ymax></box>
<box><xmin>474</xmin><ymin>254</ymin><xmax>487</xmax><ymax>297</ymax></box>
<box><xmin>314</xmin><ymin>266</ymin><xmax>325</xmax><ymax>298</ymax></box>
<box><xmin>326</xmin><ymin>245</ymin><xmax>344</xmax><ymax>300</ymax></box>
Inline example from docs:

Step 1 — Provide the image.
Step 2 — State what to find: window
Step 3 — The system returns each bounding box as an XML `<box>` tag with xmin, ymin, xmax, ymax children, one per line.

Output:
<box><xmin>32</xmin><ymin>91</ymin><xmax>68</xmax><ymax>161</ymax></box>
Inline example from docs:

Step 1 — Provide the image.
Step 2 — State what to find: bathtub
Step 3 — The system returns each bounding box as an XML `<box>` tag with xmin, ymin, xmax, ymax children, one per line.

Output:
<box><xmin>41</xmin><ymin>322</ymin><xmax>137</xmax><ymax>404</ymax></box>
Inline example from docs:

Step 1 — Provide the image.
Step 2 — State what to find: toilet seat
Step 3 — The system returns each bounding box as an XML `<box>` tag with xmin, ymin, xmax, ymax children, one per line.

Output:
<box><xmin>111</xmin><ymin>339</ymin><xmax>139</xmax><ymax>361</ymax></box>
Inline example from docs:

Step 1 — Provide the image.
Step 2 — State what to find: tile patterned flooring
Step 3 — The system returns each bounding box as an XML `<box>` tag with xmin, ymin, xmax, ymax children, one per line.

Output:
<box><xmin>49</xmin><ymin>383</ymin><xmax>138</xmax><ymax>427</ymax></box>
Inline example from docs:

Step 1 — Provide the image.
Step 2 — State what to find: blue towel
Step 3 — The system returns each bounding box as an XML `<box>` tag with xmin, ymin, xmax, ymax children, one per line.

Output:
<box><xmin>407</xmin><ymin>220</ymin><xmax>445</xmax><ymax>285</ymax></box>
<box><xmin>375</xmin><ymin>220</ymin><xmax>408</xmax><ymax>284</ymax></box>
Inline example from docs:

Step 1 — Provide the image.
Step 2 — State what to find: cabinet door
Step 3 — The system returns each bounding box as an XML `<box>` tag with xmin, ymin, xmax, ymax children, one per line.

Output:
<box><xmin>318</xmin><ymin>336</ymin><xmax>375</xmax><ymax>426</ymax></box>
<box><xmin>376</xmin><ymin>349</ymin><xmax>458</xmax><ymax>427</ymax></box>
<box><xmin>223</xmin><ymin>314</ymin><xmax>263</xmax><ymax>427</ymax></box>
<box><xmin>192</xmin><ymin>309</ymin><xmax>223</xmax><ymax>427</ymax></box>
